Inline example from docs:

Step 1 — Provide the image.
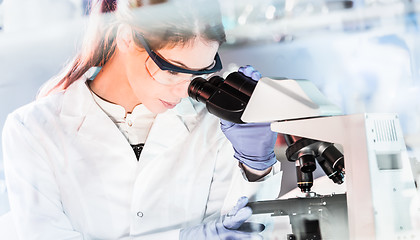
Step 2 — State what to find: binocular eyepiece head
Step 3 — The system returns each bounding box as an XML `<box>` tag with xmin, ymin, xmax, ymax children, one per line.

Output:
<box><xmin>188</xmin><ymin>72</ymin><xmax>257</xmax><ymax>124</ymax></box>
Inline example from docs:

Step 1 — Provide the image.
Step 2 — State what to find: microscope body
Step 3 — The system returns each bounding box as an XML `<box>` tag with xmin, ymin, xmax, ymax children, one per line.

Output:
<box><xmin>189</xmin><ymin>73</ymin><xmax>419</xmax><ymax>239</ymax></box>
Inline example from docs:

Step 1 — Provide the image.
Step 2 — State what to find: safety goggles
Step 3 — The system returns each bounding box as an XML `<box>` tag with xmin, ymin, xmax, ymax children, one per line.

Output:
<box><xmin>134</xmin><ymin>32</ymin><xmax>223</xmax><ymax>76</ymax></box>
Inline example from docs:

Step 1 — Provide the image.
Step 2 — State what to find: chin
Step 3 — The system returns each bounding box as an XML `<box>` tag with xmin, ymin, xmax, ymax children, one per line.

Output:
<box><xmin>154</xmin><ymin>108</ymin><xmax>168</xmax><ymax>114</ymax></box>
<box><xmin>144</xmin><ymin>103</ymin><xmax>168</xmax><ymax>114</ymax></box>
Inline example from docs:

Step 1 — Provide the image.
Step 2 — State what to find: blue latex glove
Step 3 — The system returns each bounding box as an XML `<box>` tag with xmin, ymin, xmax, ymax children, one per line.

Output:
<box><xmin>238</xmin><ymin>65</ymin><xmax>262</xmax><ymax>81</ymax></box>
<box><xmin>179</xmin><ymin>196</ymin><xmax>262</xmax><ymax>240</ymax></box>
<box><xmin>221</xmin><ymin>66</ymin><xmax>277</xmax><ymax>171</ymax></box>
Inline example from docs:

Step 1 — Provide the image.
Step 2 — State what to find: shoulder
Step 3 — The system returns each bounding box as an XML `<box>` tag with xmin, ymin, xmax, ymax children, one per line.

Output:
<box><xmin>7</xmin><ymin>90</ymin><xmax>65</xmax><ymax>129</ymax></box>
<box><xmin>5</xmin><ymin>78</ymin><xmax>87</xmax><ymax>131</ymax></box>
<box><xmin>2</xmin><ymin>90</ymin><xmax>67</xmax><ymax>158</ymax></box>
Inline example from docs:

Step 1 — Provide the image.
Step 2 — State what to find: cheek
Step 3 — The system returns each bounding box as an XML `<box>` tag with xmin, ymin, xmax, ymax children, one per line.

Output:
<box><xmin>127</xmin><ymin>71</ymin><xmax>169</xmax><ymax>113</ymax></box>
<box><xmin>125</xmin><ymin>58</ymin><xmax>153</xmax><ymax>92</ymax></box>
<box><xmin>128</xmin><ymin>73</ymin><xmax>157</xmax><ymax>99</ymax></box>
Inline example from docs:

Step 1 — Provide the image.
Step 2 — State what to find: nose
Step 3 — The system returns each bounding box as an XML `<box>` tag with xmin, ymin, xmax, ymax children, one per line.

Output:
<box><xmin>172</xmin><ymin>80</ymin><xmax>190</xmax><ymax>98</ymax></box>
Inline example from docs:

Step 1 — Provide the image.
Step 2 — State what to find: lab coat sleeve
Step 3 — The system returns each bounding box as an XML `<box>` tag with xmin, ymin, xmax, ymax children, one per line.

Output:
<box><xmin>2</xmin><ymin>113</ymin><xmax>83</xmax><ymax>240</ymax></box>
<box><xmin>205</xmin><ymin>137</ymin><xmax>283</xmax><ymax>219</ymax></box>
<box><xmin>221</xmin><ymin>156</ymin><xmax>282</xmax><ymax>214</ymax></box>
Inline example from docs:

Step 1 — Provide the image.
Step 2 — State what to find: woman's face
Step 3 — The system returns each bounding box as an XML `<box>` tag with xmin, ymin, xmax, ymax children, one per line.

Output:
<box><xmin>124</xmin><ymin>37</ymin><xmax>220</xmax><ymax>114</ymax></box>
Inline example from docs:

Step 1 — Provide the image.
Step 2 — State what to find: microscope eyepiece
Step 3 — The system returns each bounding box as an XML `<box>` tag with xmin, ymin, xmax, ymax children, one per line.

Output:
<box><xmin>188</xmin><ymin>76</ymin><xmax>222</xmax><ymax>103</ymax></box>
<box><xmin>221</xmin><ymin>72</ymin><xmax>256</xmax><ymax>98</ymax></box>
<box><xmin>188</xmin><ymin>72</ymin><xmax>257</xmax><ymax>123</ymax></box>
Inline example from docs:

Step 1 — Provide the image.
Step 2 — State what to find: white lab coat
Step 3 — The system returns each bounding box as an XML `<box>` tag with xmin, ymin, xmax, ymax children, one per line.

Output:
<box><xmin>2</xmin><ymin>76</ymin><xmax>282</xmax><ymax>240</ymax></box>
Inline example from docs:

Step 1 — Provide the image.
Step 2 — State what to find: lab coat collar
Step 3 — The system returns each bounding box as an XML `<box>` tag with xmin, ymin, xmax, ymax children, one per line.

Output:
<box><xmin>59</xmin><ymin>75</ymin><xmax>200</xmax><ymax>135</ymax></box>
<box><xmin>59</xmin><ymin>67</ymin><xmax>101</xmax><ymax>119</ymax></box>
<box><xmin>59</xmin><ymin>77</ymin><xmax>100</xmax><ymax>135</ymax></box>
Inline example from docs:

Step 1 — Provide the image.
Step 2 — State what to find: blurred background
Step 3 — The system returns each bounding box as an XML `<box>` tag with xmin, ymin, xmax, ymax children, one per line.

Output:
<box><xmin>1</xmin><ymin>0</ymin><xmax>420</xmax><ymax>217</ymax></box>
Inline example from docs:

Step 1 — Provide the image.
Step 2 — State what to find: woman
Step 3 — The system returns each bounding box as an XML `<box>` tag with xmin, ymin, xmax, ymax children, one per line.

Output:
<box><xmin>2</xmin><ymin>0</ymin><xmax>281</xmax><ymax>239</ymax></box>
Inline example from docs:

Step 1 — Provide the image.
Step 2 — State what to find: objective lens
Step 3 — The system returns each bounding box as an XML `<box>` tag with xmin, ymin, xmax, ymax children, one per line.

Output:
<box><xmin>296</xmin><ymin>162</ymin><xmax>313</xmax><ymax>193</ymax></box>
<box><xmin>319</xmin><ymin>144</ymin><xmax>345</xmax><ymax>173</ymax></box>
<box><xmin>298</xmin><ymin>152</ymin><xmax>317</xmax><ymax>173</ymax></box>
<box><xmin>316</xmin><ymin>156</ymin><xmax>344</xmax><ymax>184</ymax></box>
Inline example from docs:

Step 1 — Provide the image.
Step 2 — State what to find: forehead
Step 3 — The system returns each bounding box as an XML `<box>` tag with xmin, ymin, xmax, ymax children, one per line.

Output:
<box><xmin>157</xmin><ymin>38</ymin><xmax>220</xmax><ymax>70</ymax></box>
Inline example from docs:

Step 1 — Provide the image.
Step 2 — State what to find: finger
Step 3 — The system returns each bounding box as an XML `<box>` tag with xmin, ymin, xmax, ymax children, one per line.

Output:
<box><xmin>241</xmin><ymin>65</ymin><xmax>256</xmax><ymax>78</ymax></box>
<box><xmin>238</xmin><ymin>65</ymin><xmax>254</xmax><ymax>74</ymax></box>
<box><xmin>223</xmin><ymin>207</ymin><xmax>252</xmax><ymax>229</ymax></box>
<box><xmin>224</xmin><ymin>197</ymin><xmax>251</xmax><ymax>229</ymax></box>
<box><xmin>250</xmin><ymin>71</ymin><xmax>262</xmax><ymax>81</ymax></box>
<box><xmin>228</xmin><ymin>196</ymin><xmax>248</xmax><ymax>216</ymax></box>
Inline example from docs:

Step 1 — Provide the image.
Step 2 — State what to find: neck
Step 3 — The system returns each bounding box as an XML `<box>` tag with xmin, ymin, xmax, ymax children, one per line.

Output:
<box><xmin>89</xmin><ymin>51</ymin><xmax>140</xmax><ymax>113</ymax></box>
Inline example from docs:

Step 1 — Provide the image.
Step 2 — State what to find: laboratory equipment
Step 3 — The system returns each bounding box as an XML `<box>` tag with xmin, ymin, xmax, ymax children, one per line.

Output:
<box><xmin>188</xmin><ymin>71</ymin><xmax>256</xmax><ymax>124</ymax></box>
<box><xmin>188</xmin><ymin>72</ymin><xmax>419</xmax><ymax>239</ymax></box>
<box><xmin>247</xmin><ymin>193</ymin><xmax>348</xmax><ymax>239</ymax></box>
<box><xmin>283</xmin><ymin>135</ymin><xmax>345</xmax><ymax>193</ymax></box>
<box><xmin>188</xmin><ymin>72</ymin><xmax>345</xmax><ymax>193</ymax></box>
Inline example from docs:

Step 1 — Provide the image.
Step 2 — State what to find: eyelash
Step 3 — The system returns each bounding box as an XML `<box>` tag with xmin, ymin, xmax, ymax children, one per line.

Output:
<box><xmin>168</xmin><ymin>71</ymin><xmax>179</xmax><ymax>75</ymax></box>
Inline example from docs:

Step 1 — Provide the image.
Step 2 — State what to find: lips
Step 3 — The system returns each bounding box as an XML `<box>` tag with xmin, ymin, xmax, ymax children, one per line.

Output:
<box><xmin>160</xmin><ymin>99</ymin><xmax>179</xmax><ymax>109</ymax></box>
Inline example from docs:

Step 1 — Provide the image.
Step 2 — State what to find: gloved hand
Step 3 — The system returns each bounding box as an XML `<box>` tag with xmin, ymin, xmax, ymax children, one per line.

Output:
<box><xmin>238</xmin><ymin>65</ymin><xmax>262</xmax><ymax>81</ymax></box>
<box><xmin>220</xmin><ymin>65</ymin><xmax>277</xmax><ymax>171</ymax></box>
<box><xmin>179</xmin><ymin>196</ymin><xmax>262</xmax><ymax>240</ymax></box>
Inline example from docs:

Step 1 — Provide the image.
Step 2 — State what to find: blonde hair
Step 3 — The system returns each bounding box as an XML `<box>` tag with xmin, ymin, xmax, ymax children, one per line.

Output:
<box><xmin>37</xmin><ymin>0</ymin><xmax>225</xmax><ymax>97</ymax></box>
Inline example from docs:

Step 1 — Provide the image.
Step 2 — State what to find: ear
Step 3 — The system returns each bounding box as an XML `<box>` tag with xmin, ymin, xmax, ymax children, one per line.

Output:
<box><xmin>116</xmin><ymin>24</ymin><xmax>134</xmax><ymax>54</ymax></box>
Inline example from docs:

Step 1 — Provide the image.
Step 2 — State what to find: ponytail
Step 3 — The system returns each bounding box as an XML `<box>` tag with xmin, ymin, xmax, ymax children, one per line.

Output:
<box><xmin>37</xmin><ymin>0</ymin><xmax>119</xmax><ymax>98</ymax></box>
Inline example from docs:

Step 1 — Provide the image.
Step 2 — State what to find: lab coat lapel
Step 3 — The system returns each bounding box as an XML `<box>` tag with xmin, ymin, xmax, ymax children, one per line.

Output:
<box><xmin>59</xmin><ymin>78</ymin><xmax>137</xmax><ymax>162</ymax></box>
<box><xmin>59</xmin><ymin>78</ymin><xmax>96</xmax><ymax>135</ymax></box>
<box><xmin>138</xmin><ymin>98</ymin><xmax>198</xmax><ymax>167</ymax></box>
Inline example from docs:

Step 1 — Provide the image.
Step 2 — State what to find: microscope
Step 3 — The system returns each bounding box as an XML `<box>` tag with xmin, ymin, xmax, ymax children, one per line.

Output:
<box><xmin>188</xmin><ymin>72</ymin><xmax>419</xmax><ymax>240</ymax></box>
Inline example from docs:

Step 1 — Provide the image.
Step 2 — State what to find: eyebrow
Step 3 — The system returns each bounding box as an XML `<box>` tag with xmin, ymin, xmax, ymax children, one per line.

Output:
<box><xmin>167</xmin><ymin>59</ymin><xmax>215</xmax><ymax>72</ymax></box>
